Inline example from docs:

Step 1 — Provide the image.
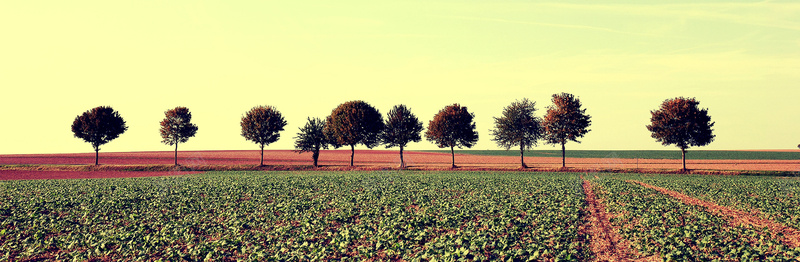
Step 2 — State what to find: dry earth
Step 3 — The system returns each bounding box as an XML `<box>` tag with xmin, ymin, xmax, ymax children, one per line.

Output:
<box><xmin>1</xmin><ymin>150</ymin><xmax>798</xmax><ymax>172</ymax></box>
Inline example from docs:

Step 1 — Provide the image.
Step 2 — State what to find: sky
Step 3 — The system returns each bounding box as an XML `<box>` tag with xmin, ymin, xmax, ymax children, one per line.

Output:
<box><xmin>1</xmin><ymin>0</ymin><xmax>799</xmax><ymax>154</ymax></box>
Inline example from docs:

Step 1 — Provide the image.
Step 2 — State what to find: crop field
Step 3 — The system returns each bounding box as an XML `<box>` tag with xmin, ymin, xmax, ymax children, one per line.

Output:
<box><xmin>4</xmin><ymin>171</ymin><xmax>800</xmax><ymax>261</ymax></box>
<box><xmin>1</xmin><ymin>171</ymin><xmax>590</xmax><ymax>261</ymax></box>
<box><xmin>587</xmin><ymin>175</ymin><xmax>798</xmax><ymax>261</ymax></box>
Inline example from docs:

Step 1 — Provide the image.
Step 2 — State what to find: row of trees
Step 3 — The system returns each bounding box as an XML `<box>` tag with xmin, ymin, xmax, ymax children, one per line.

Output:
<box><xmin>71</xmin><ymin>94</ymin><xmax>716</xmax><ymax>171</ymax></box>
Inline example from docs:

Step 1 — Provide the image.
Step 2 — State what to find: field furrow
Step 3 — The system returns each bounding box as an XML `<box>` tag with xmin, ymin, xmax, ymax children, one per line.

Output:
<box><xmin>588</xmin><ymin>175</ymin><xmax>798</xmax><ymax>261</ymax></box>
<box><xmin>628</xmin><ymin>179</ymin><xmax>800</xmax><ymax>248</ymax></box>
<box><xmin>581</xmin><ymin>177</ymin><xmax>643</xmax><ymax>261</ymax></box>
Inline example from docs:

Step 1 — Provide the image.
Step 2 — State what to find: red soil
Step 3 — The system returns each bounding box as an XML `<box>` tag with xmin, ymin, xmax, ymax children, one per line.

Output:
<box><xmin>0</xmin><ymin>171</ymin><xmax>200</xmax><ymax>180</ymax></box>
<box><xmin>1</xmin><ymin>150</ymin><xmax>797</xmax><ymax>172</ymax></box>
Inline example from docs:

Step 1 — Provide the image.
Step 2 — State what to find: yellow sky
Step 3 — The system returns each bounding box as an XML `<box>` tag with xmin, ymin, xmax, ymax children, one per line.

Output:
<box><xmin>1</xmin><ymin>1</ymin><xmax>799</xmax><ymax>154</ymax></box>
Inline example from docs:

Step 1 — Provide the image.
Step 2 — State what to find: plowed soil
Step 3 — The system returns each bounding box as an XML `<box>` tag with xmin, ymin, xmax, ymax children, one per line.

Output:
<box><xmin>1</xmin><ymin>150</ymin><xmax>798</xmax><ymax>171</ymax></box>
<box><xmin>582</xmin><ymin>178</ymin><xmax>633</xmax><ymax>261</ymax></box>
<box><xmin>583</xmin><ymin>178</ymin><xmax>661</xmax><ymax>262</ymax></box>
<box><xmin>629</xmin><ymin>180</ymin><xmax>800</xmax><ymax>248</ymax></box>
<box><xmin>0</xmin><ymin>171</ymin><xmax>200</xmax><ymax>180</ymax></box>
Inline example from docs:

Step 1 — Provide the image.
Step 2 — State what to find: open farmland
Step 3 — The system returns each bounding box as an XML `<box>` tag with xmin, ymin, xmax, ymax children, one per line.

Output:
<box><xmin>1</xmin><ymin>149</ymin><xmax>798</xmax><ymax>173</ymax></box>
<box><xmin>1</xmin><ymin>171</ymin><xmax>590</xmax><ymax>261</ymax></box>
<box><xmin>439</xmin><ymin>150</ymin><xmax>800</xmax><ymax>160</ymax></box>
<box><xmin>4</xmin><ymin>171</ymin><xmax>800</xmax><ymax>260</ymax></box>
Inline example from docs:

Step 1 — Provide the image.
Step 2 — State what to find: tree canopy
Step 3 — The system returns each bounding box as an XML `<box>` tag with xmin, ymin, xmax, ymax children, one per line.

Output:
<box><xmin>382</xmin><ymin>105</ymin><xmax>423</xmax><ymax>168</ymax></box>
<box><xmin>491</xmin><ymin>98</ymin><xmax>544</xmax><ymax>168</ymax></box>
<box><xmin>160</xmin><ymin>106</ymin><xmax>198</xmax><ymax>166</ymax></box>
<box><xmin>71</xmin><ymin>106</ymin><xmax>128</xmax><ymax>165</ymax></box>
<box><xmin>294</xmin><ymin>117</ymin><xmax>329</xmax><ymax>167</ymax></box>
<box><xmin>241</xmin><ymin>105</ymin><xmax>287</xmax><ymax>166</ymax></box>
<box><xmin>324</xmin><ymin>100</ymin><xmax>384</xmax><ymax>166</ymax></box>
<box><xmin>425</xmin><ymin>103</ymin><xmax>478</xmax><ymax>168</ymax></box>
<box><xmin>646</xmin><ymin>97</ymin><xmax>715</xmax><ymax>171</ymax></box>
<box><xmin>543</xmin><ymin>93</ymin><xmax>591</xmax><ymax>168</ymax></box>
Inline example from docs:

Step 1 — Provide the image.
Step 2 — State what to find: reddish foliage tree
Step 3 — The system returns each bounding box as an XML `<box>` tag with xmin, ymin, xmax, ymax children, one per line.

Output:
<box><xmin>71</xmin><ymin>106</ymin><xmax>128</xmax><ymax>165</ymax></box>
<box><xmin>543</xmin><ymin>93</ymin><xmax>592</xmax><ymax>168</ymax></box>
<box><xmin>159</xmin><ymin>107</ymin><xmax>198</xmax><ymax>166</ymax></box>
<box><xmin>646</xmin><ymin>97</ymin><xmax>715</xmax><ymax>171</ymax></box>
<box><xmin>491</xmin><ymin>98</ymin><xmax>544</xmax><ymax>168</ymax></box>
<box><xmin>324</xmin><ymin>101</ymin><xmax>384</xmax><ymax>167</ymax></box>
<box><xmin>382</xmin><ymin>105</ymin><xmax>423</xmax><ymax>169</ymax></box>
<box><xmin>425</xmin><ymin>104</ymin><xmax>478</xmax><ymax>168</ymax></box>
<box><xmin>241</xmin><ymin>106</ymin><xmax>287</xmax><ymax>166</ymax></box>
<box><xmin>294</xmin><ymin>117</ymin><xmax>329</xmax><ymax>167</ymax></box>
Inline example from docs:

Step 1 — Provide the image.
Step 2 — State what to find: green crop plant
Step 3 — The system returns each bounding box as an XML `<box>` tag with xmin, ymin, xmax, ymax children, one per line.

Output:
<box><xmin>0</xmin><ymin>171</ymin><xmax>590</xmax><ymax>261</ymax></box>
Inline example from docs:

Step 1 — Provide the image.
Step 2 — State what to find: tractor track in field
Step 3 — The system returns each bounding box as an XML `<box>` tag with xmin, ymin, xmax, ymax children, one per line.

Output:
<box><xmin>582</xmin><ymin>177</ymin><xmax>659</xmax><ymax>262</ymax></box>
<box><xmin>628</xmin><ymin>180</ymin><xmax>800</xmax><ymax>248</ymax></box>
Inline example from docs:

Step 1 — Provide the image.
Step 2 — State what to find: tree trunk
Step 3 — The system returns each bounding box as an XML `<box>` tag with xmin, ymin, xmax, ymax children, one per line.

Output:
<box><xmin>260</xmin><ymin>144</ymin><xmax>265</xmax><ymax>166</ymax></box>
<box><xmin>350</xmin><ymin>144</ymin><xmax>355</xmax><ymax>167</ymax></box>
<box><xmin>561</xmin><ymin>142</ymin><xmax>566</xmax><ymax>168</ymax></box>
<box><xmin>174</xmin><ymin>143</ymin><xmax>178</xmax><ymax>166</ymax></box>
<box><xmin>94</xmin><ymin>147</ymin><xmax>99</xmax><ymax>166</ymax></box>
<box><xmin>681</xmin><ymin>148</ymin><xmax>687</xmax><ymax>172</ymax></box>
<box><xmin>450</xmin><ymin>146</ymin><xmax>456</xmax><ymax>169</ymax></box>
<box><xmin>520</xmin><ymin>144</ymin><xmax>527</xmax><ymax>168</ymax></box>
<box><xmin>312</xmin><ymin>148</ymin><xmax>319</xmax><ymax>167</ymax></box>
<box><xmin>400</xmin><ymin>146</ymin><xmax>405</xmax><ymax>169</ymax></box>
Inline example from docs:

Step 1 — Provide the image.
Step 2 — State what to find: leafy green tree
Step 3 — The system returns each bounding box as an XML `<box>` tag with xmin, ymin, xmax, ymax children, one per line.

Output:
<box><xmin>159</xmin><ymin>106</ymin><xmax>199</xmax><ymax>166</ymax></box>
<box><xmin>294</xmin><ymin>117</ymin><xmax>329</xmax><ymax>167</ymax></box>
<box><xmin>646</xmin><ymin>97</ymin><xmax>715</xmax><ymax>171</ymax></box>
<box><xmin>71</xmin><ymin>106</ymin><xmax>128</xmax><ymax>165</ymax></box>
<box><xmin>324</xmin><ymin>100</ymin><xmax>384</xmax><ymax>167</ymax></box>
<box><xmin>425</xmin><ymin>104</ymin><xmax>478</xmax><ymax>168</ymax></box>
<box><xmin>491</xmin><ymin>98</ymin><xmax>544</xmax><ymax>168</ymax></box>
<box><xmin>543</xmin><ymin>93</ymin><xmax>592</xmax><ymax>168</ymax></box>
<box><xmin>241</xmin><ymin>106</ymin><xmax>287</xmax><ymax>166</ymax></box>
<box><xmin>382</xmin><ymin>104</ymin><xmax>423</xmax><ymax>169</ymax></box>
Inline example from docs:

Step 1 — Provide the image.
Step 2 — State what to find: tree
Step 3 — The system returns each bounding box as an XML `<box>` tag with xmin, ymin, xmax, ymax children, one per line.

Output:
<box><xmin>646</xmin><ymin>97</ymin><xmax>715</xmax><ymax>171</ymax></box>
<box><xmin>425</xmin><ymin>104</ymin><xmax>478</xmax><ymax>168</ymax></box>
<box><xmin>491</xmin><ymin>98</ymin><xmax>544</xmax><ymax>168</ymax></box>
<box><xmin>159</xmin><ymin>107</ymin><xmax>199</xmax><ymax>166</ymax></box>
<box><xmin>543</xmin><ymin>93</ymin><xmax>592</xmax><ymax>168</ymax></box>
<box><xmin>241</xmin><ymin>106</ymin><xmax>287</xmax><ymax>166</ymax></box>
<box><xmin>71</xmin><ymin>106</ymin><xmax>128</xmax><ymax>165</ymax></box>
<box><xmin>324</xmin><ymin>100</ymin><xmax>384</xmax><ymax>167</ymax></box>
<box><xmin>382</xmin><ymin>104</ymin><xmax>423</xmax><ymax>169</ymax></box>
<box><xmin>294</xmin><ymin>117</ymin><xmax>329</xmax><ymax>167</ymax></box>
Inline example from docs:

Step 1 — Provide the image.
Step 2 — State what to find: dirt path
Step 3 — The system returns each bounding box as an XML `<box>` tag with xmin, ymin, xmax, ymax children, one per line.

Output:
<box><xmin>582</xmin><ymin>178</ymin><xmax>651</xmax><ymax>261</ymax></box>
<box><xmin>628</xmin><ymin>180</ymin><xmax>800</xmax><ymax>248</ymax></box>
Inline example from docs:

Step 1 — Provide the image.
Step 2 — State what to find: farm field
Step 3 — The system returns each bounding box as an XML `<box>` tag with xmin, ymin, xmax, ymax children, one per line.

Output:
<box><xmin>1</xmin><ymin>149</ymin><xmax>799</xmax><ymax>173</ymax></box>
<box><xmin>4</xmin><ymin>171</ymin><xmax>800</xmax><ymax>261</ymax></box>
<box><xmin>437</xmin><ymin>149</ymin><xmax>800</xmax><ymax>160</ymax></box>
